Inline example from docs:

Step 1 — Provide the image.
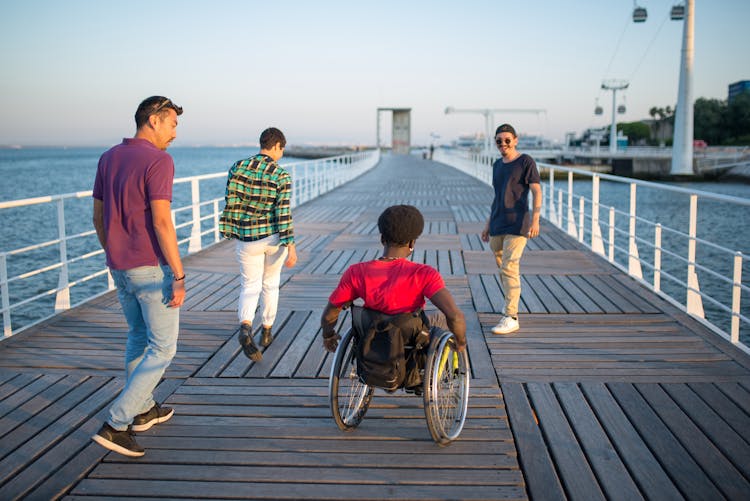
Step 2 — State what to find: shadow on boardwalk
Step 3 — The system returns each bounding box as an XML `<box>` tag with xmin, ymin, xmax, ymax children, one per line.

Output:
<box><xmin>0</xmin><ymin>154</ymin><xmax>749</xmax><ymax>500</ymax></box>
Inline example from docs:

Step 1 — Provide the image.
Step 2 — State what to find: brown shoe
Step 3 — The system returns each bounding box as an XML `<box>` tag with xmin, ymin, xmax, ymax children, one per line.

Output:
<box><xmin>238</xmin><ymin>324</ymin><xmax>262</xmax><ymax>361</ymax></box>
<box><xmin>261</xmin><ymin>326</ymin><xmax>273</xmax><ymax>347</ymax></box>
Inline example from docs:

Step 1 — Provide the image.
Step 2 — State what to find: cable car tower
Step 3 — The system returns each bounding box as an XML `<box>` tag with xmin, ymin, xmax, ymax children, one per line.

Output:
<box><xmin>601</xmin><ymin>80</ymin><xmax>629</xmax><ymax>153</ymax></box>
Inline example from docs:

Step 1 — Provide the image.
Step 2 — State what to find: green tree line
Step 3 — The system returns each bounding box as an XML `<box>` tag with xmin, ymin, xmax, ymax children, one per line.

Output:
<box><xmin>616</xmin><ymin>94</ymin><xmax>750</xmax><ymax>146</ymax></box>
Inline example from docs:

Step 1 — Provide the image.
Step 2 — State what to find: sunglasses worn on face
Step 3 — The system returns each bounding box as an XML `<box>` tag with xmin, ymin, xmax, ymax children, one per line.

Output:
<box><xmin>496</xmin><ymin>138</ymin><xmax>513</xmax><ymax>145</ymax></box>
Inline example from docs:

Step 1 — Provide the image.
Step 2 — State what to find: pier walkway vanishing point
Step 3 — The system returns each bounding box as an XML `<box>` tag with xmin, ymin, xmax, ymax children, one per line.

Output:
<box><xmin>1</xmin><ymin>154</ymin><xmax>749</xmax><ymax>500</ymax></box>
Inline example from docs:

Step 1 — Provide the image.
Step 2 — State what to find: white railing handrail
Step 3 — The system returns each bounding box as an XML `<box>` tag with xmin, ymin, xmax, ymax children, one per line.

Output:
<box><xmin>435</xmin><ymin>147</ymin><xmax>749</xmax><ymax>354</ymax></box>
<box><xmin>0</xmin><ymin>149</ymin><xmax>380</xmax><ymax>338</ymax></box>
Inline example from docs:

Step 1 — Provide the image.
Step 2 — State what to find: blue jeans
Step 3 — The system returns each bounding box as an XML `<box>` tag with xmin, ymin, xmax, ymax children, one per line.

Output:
<box><xmin>108</xmin><ymin>265</ymin><xmax>179</xmax><ymax>430</ymax></box>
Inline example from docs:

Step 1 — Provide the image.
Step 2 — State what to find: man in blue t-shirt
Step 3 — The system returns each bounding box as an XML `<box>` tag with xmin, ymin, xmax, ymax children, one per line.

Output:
<box><xmin>481</xmin><ymin>123</ymin><xmax>542</xmax><ymax>334</ymax></box>
<box><xmin>91</xmin><ymin>96</ymin><xmax>186</xmax><ymax>457</ymax></box>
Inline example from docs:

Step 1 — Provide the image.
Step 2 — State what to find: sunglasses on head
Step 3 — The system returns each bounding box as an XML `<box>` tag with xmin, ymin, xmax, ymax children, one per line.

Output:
<box><xmin>496</xmin><ymin>138</ymin><xmax>513</xmax><ymax>145</ymax></box>
<box><xmin>151</xmin><ymin>98</ymin><xmax>183</xmax><ymax>116</ymax></box>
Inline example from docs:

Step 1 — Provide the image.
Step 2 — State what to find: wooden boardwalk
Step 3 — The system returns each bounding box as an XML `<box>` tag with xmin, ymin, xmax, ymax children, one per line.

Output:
<box><xmin>1</xmin><ymin>154</ymin><xmax>749</xmax><ymax>500</ymax></box>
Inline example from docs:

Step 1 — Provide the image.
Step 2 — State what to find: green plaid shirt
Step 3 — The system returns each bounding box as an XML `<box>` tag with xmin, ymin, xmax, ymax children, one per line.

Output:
<box><xmin>219</xmin><ymin>154</ymin><xmax>295</xmax><ymax>245</ymax></box>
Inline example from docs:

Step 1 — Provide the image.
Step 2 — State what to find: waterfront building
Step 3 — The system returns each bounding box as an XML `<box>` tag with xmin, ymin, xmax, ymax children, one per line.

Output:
<box><xmin>728</xmin><ymin>80</ymin><xmax>750</xmax><ymax>102</ymax></box>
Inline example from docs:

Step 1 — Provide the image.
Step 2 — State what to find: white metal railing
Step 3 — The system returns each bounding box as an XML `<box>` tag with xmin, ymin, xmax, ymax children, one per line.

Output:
<box><xmin>0</xmin><ymin>149</ymin><xmax>379</xmax><ymax>338</ymax></box>
<box><xmin>435</xmin><ymin>147</ymin><xmax>750</xmax><ymax>354</ymax></box>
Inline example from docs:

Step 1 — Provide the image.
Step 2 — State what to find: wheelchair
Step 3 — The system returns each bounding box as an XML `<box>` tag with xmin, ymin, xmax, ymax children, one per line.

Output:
<box><xmin>328</xmin><ymin>320</ymin><xmax>470</xmax><ymax>446</ymax></box>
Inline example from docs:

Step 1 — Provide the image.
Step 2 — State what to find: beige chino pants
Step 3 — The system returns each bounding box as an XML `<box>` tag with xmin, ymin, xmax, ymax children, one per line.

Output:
<box><xmin>489</xmin><ymin>234</ymin><xmax>528</xmax><ymax>317</ymax></box>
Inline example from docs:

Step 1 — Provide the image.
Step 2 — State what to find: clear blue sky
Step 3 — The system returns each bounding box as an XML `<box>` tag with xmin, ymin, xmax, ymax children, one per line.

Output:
<box><xmin>1</xmin><ymin>0</ymin><xmax>747</xmax><ymax>147</ymax></box>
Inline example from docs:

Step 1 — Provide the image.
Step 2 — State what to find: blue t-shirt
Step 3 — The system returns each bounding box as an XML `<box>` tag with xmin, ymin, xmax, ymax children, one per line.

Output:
<box><xmin>489</xmin><ymin>153</ymin><xmax>540</xmax><ymax>236</ymax></box>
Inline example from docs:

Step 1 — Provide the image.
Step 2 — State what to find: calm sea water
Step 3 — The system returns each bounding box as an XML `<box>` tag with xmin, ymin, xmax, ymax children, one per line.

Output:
<box><xmin>1</xmin><ymin>147</ymin><xmax>749</xmax><ymax>344</ymax></box>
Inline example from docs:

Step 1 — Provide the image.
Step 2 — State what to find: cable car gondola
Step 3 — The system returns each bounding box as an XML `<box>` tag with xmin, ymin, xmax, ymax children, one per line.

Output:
<box><xmin>617</xmin><ymin>104</ymin><xmax>626</xmax><ymax>114</ymax></box>
<box><xmin>670</xmin><ymin>4</ymin><xmax>685</xmax><ymax>20</ymax></box>
<box><xmin>633</xmin><ymin>6</ymin><xmax>647</xmax><ymax>22</ymax></box>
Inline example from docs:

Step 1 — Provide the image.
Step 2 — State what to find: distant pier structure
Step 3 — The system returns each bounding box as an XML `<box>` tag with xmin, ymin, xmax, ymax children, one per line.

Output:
<box><xmin>376</xmin><ymin>107</ymin><xmax>411</xmax><ymax>154</ymax></box>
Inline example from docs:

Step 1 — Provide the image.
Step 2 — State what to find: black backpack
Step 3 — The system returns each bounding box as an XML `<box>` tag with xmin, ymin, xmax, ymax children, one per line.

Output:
<box><xmin>351</xmin><ymin>306</ymin><xmax>429</xmax><ymax>392</ymax></box>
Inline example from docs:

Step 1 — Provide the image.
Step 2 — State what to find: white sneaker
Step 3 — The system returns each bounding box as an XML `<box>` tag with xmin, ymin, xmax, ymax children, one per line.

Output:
<box><xmin>492</xmin><ymin>315</ymin><xmax>519</xmax><ymax>335</ymax></box>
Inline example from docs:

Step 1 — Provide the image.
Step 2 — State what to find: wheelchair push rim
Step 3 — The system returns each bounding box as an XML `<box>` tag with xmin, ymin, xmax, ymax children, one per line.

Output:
<box><xmin>423</xmin><ymin>330</ymin><xmax>470</xmax><ymax>445</ymax></box>
<box><xmin>328</xmin><ymin>328</ymin><xmax>373</xmax><ymax>431</ymax></box>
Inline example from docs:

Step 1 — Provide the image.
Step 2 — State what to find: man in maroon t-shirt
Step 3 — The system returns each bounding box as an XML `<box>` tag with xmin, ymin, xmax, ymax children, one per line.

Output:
<box><xmin>91</xmin><ymin>96</ymin><xmax>186</xmax><ymax>457</ymax></box>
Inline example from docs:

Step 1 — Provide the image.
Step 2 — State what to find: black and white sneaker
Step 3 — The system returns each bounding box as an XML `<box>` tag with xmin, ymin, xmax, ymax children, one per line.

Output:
<box><xmin>92</xmin><ymin>423</ymin><xmax>145</xmax><ymax>457</ymax></box>
<box><xmin>131</xmin><ymin>403</ymin><xmax>174</xmax><ymax>432</ymax></box>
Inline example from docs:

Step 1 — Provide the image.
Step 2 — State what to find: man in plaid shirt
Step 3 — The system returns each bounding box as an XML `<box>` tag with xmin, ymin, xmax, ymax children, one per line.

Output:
<box><xmin>219</xmin><ymin>127</ymin><xmax>297</xmax><ymax>361</ymax></box>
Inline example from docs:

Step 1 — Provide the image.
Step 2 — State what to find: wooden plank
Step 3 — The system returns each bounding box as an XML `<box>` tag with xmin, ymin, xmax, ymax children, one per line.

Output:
<box><xmin>524</xmin><ymin>275</ymin><xmax>564</xmax><ymax>314</ymax></box>
<box><xmin>0</xmin><ymin>373</ymin><xmax>41</xmax><ymax>402</ymax></box>
<box><xmin>467</xmin><ymin>274</ymin><xmax>493</xmax><ymax>314</ymax></box>
<box><xmin>88</xmin><ymin>463</ymin><xmax>523</xmax><ymax>486</ymax></box>
<box><xmin>608</xmin><ymin>383</ymin><xmax>724</xmax><ymax>499</ymax></box>
<box><xmin>19</xmin><ymin>378</ymin><xmax>182</xmax><ymax>501</ymax></box>
<box><xmin>501</xmin><ymin>382</ymin><xmax>563</xmax><ymax>500</ymax></box>
<box><xmin>695</xmin><ymin>382</ymin><xmax>750</xmax><ymax>431</ymax></box>
<box><xmin>581</xmin><ymin>383</ymin><xmax>682</xmax><ymax>500</ymax></box>
<box><xmin>536</xmin><ymin>275</ymin><xmax>586</xmax><ymax>313</ymax></box>
<box><xmin>552</xmin><ymin>275</ymin><xmax>604</xmax><ymax>313</ymax></box>
<box><xmin>665</xmin><ymin>383</ymin><xmax>750</xmax><ymax>479</ymax></box>
<box><xmin>270</xmin><ymin>310</ymin><xmax>323</xmax><ymax>377</ymax></box>
<box><xmin>480</xmin><ymin>274</ymin><xmax>507</xmax><ymax>313</ymax></box>
<box><xmin>580</xmin><ymin>274</ymin><xmax>642</xmax><ymax>313</ymax></box>
<box><xmin>0</xmin><ymin>374</ymin><xmax>87</xmax><ymax>440</ymax></box>
<box><xmin>553</xmin><ymin>382</ymin><xmax>642</xmax><ymax>499</ymax></box>
<box><xmin>637</xmin><ymin>383</ymin><xmax>750</xmax><ymax>497</ymax></box>
<box><xmin>71</xmin><ymin>479</ymin><xmax>525</xmax><ymax>500</ymax></box>
<box><xmin>0</xmin><ymin>377</ymin><xmax>122</xmax><ymax>498</ymax></box>
<box><xmin>526</xmin><ymin>382</ymin><xmax>605</xmax><ymax>500</ymax></box>
<box><xmin>567</xmin><ymin>275</ymin><xmax>621</xmax><ymax>313</ymax></box>
<box><xmin>0</xmin><ymin>374</ymin><xmax>64</xmax><ymax>418</ymax></box>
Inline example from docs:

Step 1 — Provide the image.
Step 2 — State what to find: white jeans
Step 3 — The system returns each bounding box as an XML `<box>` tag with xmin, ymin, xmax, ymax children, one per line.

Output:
<box><xmin>235</xmin><ymin>235</ymin><xmax>288</xmax><ymax>327</ymax></box>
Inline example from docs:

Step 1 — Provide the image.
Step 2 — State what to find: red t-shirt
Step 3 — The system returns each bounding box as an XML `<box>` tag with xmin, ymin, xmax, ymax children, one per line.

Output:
<box><xmin>329</xmin><ymin>259</ymin><xmax>445</xmax><ymax>314</ymax></box>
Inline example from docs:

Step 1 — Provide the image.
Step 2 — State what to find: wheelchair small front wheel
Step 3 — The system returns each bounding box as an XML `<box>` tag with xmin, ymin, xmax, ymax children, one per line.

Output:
<box><xmin>329</xmin><ymin>327</ymin><xmax>373</xmax><ymax>431</ymax></box>
<box><xmin>423</xmin><ymin>329</ymin><xmax>470</xmax><ymax>446</ymax></box>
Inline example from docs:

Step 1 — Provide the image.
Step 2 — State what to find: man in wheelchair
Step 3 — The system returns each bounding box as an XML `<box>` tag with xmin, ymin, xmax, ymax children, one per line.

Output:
<box><xmin>320</xmin><ymin>205</ymin><xmax>467</xmax><ymax>393</ymax></box>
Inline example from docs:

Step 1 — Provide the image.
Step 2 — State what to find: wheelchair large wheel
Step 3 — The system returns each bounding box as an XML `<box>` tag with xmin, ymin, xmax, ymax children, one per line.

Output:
<box><xmin>329</xmin><ymin>327</ymin><xmax>374</xmax><ymax>431</ymax></box>
<box><xmin>423</xmin><ymin>329</ymin><xmax>470</xmax><ymax>446</ymax></box>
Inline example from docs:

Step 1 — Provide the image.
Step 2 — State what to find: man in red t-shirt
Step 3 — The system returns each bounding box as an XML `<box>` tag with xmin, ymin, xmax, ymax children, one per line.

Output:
<box><xmin>321</xmin><ymin>205</ymin><xmax>466</xmax><ymax>353</ymax></box>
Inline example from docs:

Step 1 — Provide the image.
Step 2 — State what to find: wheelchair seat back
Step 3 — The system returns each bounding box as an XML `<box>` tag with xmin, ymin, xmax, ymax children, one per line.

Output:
<box><xmin>351</xmin><ymin>306</ymin><xmax>429</xmax><ymax>392</ymax></box>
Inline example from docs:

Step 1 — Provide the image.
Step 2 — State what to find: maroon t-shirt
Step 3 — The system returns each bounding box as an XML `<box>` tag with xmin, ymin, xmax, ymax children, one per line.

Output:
<box><xmin>93</xmin><ymin>138</ymin><xmax>174</xmax><ymax>270</ymax></box>
<box><xmin>329</xmin><ymin>259</ymin><xmax>445</xmax><ymax>314</ymax></box>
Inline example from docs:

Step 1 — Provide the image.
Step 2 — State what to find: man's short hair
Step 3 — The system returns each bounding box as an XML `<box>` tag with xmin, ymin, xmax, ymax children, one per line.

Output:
<box><xmin>135</xmin><ymin>96</ymin><xmax>183</xmax><ymax>129</ymax></box>
<box><xmin>378</xmin><ymin>205</ymin><xmax>424</xmax><ymax>246</ymax></box>
<box><xmin>495</xmin><ymin>123</ymin><xmax>517</xmax><ymax>137</ymax></box>
<box><xmin>260</xmin><ymin>127</ymin><xmax>286</xmax><ymax>150</ymax></box>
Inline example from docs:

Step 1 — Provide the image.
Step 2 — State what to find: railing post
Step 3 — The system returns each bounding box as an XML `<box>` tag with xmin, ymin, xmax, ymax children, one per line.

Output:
<box><xmin>548</xmin><ymin>168</ymin><xmax>556</xmax><ymax>224</ymax></box>
<box><xmin>731</xmin><ymin>252</ymin><xmax>742</xmax><ymax>344</ymax></box>
<box><xmin>686</xmin><ymin>194</ymin><xmax>705</xmax><ymax>317</ymax></box>
<box><xmin>591</xmin><ymin>175</ymin><xmax>604</xmax><ymax>255</ymax></box>
<box><xmin>567</xmin><ymin>172</ymin><xmax>577</xmax><ymax>238</ymax></box>
<box><xmin>304</xmin><ymin>164</ymin><xmax>310</xmax><ymax>204</ymax></box>
<box><xmin>557</xmin><ymin>190</ymin><xmax>564</xmax><ymax>228</ymax></box>
<box><xmin>578</xmin><ymin>196</ymin><xmax>584</xmax><ymax>243</ymax></box>
<box><xmin>608</xmin><ymin>207</ymin><xmax>615</xmax><ymax>262</ymax></box>
<box><xmin>189</xmin><ymin>179</ymin><xmax>203</xmax><ymax>253</ymax></box>
<box><xmin>628</xmin><ymin>183</ymin><xmax>643</xmax><ymax>279</ymax></box>
<box><xmin>54</xmin><ymin>198</ymin><xmax>70</xmax><ymax>312</ymax></box>
<box><xmin>654</xmin><ymin>224</ymin><xmax>662</xmax><ymax>292</ymax></box>
<box><xmin>213</xmin><ymin>200</ymin><xmax>221</xmax><ymax>243</ymax></box>
<box><xmin>0</xmin><ymin>253</ymin><xmax>11</xmax><ymax>337</ymax></box>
